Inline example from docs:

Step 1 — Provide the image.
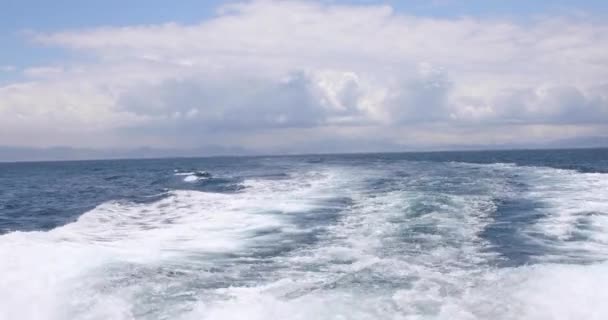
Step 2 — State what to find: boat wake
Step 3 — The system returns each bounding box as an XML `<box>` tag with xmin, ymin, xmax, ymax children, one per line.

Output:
<box><xmin>1</xmin><ymin>161</ymin><xmax>607</xmax><ymax>319</ymax></box>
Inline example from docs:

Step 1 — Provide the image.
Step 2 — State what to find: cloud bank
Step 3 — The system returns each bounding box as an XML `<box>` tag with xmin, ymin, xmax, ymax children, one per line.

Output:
<box><xmin>1</xmin><ymin>1</ymin><xmax>607</xmax><ymax>152</ymax></box>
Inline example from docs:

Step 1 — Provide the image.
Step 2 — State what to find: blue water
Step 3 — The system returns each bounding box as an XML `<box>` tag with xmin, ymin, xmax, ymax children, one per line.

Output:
<box><xmin>1</xmin><ymin>148</ymin><xmax>607</xmax><ymax>319</ymax></box>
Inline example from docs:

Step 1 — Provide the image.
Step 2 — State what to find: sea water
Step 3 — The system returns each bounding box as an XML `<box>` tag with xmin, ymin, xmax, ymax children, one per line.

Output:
<box><xmin>1</xmin><ymin>149</ymin><xmax>607</xmax><ymax>319</ymax></box>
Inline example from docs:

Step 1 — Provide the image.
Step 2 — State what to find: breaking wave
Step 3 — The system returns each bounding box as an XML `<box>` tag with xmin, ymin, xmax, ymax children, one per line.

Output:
<box><xmin>1</xmin><ymin>161</ymin><xmax>607</xmax><ymax>319</ymax></box>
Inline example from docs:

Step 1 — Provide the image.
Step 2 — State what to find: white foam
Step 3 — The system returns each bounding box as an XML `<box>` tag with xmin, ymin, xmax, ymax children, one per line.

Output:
<box><xmin>174</xmin><ymin>170</ymin><xmax>212</xmax><ymax>182</ymax></box>
<box><xmin>178</xmin><ymin>164</ymin><xmax>505</xmax><ymax>319</ymax></box>
<box><xmin>180</xmin><ymin>260</ymin><xmax>608</xmax><ymax>320</ymax></box>
<box><xmin>178</xmin><ymin>163</ymin><xmax>608</xmax><ymax>320</ymax></box>
<box><xmin>0</xmin><ymin>168</ymin><xmax>348</xmax><ymax>320</ymax></box>
<box><xmin>2</xmin><ymin>163</ymin><xmax>608</xmax><ymax>320</ymax></box>
<box><xmin>0</xmin><ymin>191</ymin><xmax>283</xmax><ymax>319</ymax></box>
<box><xmin>504</xmin><ymin>166</ymin><xmax>608</xmax><ymax>262</ymax></box>
<box><xmin>182</xmin><ymin>175</ymin><xmax>198</xmax><ymax>182</ymax></box>
<box><xmin>447</xmin><ymin>261</ymin><xmax>608</xmax><ymax>320</ymax></box>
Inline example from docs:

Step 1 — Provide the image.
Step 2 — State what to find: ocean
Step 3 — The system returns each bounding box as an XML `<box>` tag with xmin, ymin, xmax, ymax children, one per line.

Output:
<box><xmin>1</xmin><ymin>148</ymin><xmax>607</xmax><ymax>319</ymax></box>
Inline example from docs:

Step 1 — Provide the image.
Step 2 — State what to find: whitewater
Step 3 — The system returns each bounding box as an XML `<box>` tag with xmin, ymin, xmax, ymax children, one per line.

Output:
<box><xmin>1</xmin><ymin>150</ymin><xmax>607</xmax><ymax>319</ymax></box>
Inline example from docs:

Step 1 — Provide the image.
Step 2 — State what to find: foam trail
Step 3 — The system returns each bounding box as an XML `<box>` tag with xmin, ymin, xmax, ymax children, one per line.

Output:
<box><xmin>181</xmin><ymin>162</ymin><xmax>506</xmax><ymax>319</ymax></box>
<box><xmin>526</xmin><ymin>169</ymin><xmax>608</xmax><ymax>261</ymax></box>
<box><xmin>0</xmin><ymin>169</ymin><xmax>350</xmax><ymax>320</ymax></box>
<box><xmin>180</xmin><ymin>163</ymin><xmax>608</xmax><ymax>320</ymax></box>
<box><xmin>2</xmin><ymin>162</ymin><xmax>608</xmax><ymax>320</ymax></box>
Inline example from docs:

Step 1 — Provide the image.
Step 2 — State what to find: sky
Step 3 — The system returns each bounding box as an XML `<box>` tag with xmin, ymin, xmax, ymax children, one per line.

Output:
<box><xmin>1</xmin><ymin>0</ymin><xmax>607</xmax><ymax>157</ymax></box>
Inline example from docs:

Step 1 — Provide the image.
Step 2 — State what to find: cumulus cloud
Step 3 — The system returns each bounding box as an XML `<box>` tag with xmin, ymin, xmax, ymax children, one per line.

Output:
<box><xmin>1</xmin><ymin>0</ymin><xmax>607</xmax><ymax>150</ymax></box>
<box><xmin>117</xmin><ymin>71</ymin><xmax>329</xmax><ymax>131</ymax></box>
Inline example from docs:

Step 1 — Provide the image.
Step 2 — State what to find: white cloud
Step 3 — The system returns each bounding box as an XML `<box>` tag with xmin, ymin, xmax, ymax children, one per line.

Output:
<box><xmin>22</xmin><ymin>66</ymin><xmax>65</xmax><ymax>78</ymax></box>
<box><xmin>0</xmin><ymin>65</ymin><xmax>16</xmax><ymax>72</ymax></box>
<box><xmin>2</xmin><ymin>0</ymin><xmax>607</xmax><ymax>150</ymax></box>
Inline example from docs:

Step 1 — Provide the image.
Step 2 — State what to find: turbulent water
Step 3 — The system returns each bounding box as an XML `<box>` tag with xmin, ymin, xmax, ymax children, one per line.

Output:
<box><xmin>1</xmin><ymin>149</ymin><xmax>608</xmax><ymax>320</ymax></box>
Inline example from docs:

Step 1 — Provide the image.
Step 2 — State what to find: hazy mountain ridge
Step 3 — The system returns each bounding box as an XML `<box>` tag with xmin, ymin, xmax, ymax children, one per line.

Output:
<box><xmin>1</xmin><ymin>136</ymin><xmax>607</xmax><ymax>162</ymax></box>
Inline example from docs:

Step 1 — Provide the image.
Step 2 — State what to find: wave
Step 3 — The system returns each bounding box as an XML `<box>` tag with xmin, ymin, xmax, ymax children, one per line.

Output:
<box><xmin>516</xmin><ymin>167</ymin><xmax>608</xmax><ymax>262</ymax></box>
<box><xmin>174</xmin><ymin>169</ymin><xmax>212</xmax><ymax>183</ymax></box>
<box><xmin>1</xmin><ymin>163</ymin><xmax>607</xmax><ymax>319</ymax></box>
<box><xmin>179</xmin><ymin>164</ymin><xmax>608</xmax><ymax>320</ymax></box>
<box><xmin>0</xmin><ymin>168</ymin><xmax>353</xmax><ymax>319</ymax></box>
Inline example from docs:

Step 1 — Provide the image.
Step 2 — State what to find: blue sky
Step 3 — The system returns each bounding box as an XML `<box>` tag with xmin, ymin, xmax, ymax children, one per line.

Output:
<box><xmin>2</xmin><ymin>0</ymin><xmax>606</xmax><ymax>68</ymax></box>
<box><xmin>2</xmin><ymin>0</ymin><xmax>228</xmax><ymax>70</ymax></box>
<box><xmin>2</xmin><ymin>0</ymin><xmax>606</xmax><ymax>31</ymax></box>
<box><xmin>1</xmin><ymin>0</ymin><xmax>607</xmax><ymax>154</ymax></box>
